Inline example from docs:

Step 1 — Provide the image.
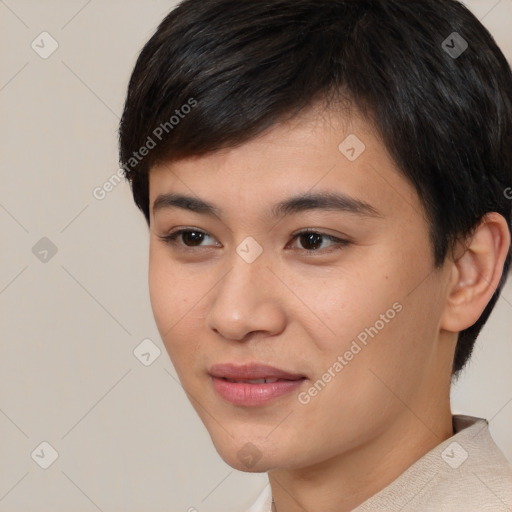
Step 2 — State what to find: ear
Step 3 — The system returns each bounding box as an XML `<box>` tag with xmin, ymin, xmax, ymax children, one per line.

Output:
<box><xmin>440</xmin><ymin>212</ymin><xmax>511</xmax><ymax>333</ymax></box>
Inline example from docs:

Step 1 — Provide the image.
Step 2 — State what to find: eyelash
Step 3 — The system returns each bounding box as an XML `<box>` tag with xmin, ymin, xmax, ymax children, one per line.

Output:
<box><xmin>158</xmin><ymin>228</ymin><xmax>351</xmax><ymax>255</ymax></box>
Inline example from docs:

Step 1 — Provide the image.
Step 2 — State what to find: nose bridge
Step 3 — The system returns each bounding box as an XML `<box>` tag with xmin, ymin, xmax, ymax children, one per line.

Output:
<box><xmin>223</xmin><ymin>234</ymin><xmax>270</xmax><ymax>298</ymax></box>
<box><xmin>207</xmin><ymin>241</ymin><xmax>285</xmax><ymax>340</ymax></box>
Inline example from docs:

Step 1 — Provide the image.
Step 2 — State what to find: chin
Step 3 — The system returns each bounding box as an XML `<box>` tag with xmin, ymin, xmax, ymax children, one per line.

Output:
<box><xmin>210</xmin><ymin>434</ymin><xmax>282</xmax><ymax>473</ymax></box>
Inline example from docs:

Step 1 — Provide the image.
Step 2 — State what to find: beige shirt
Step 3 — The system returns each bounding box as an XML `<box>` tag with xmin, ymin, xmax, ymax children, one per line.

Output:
<box><xmin>247</xmin><ymin>415</ymin><xmax>512</xmax><ymax>512</ymax></box>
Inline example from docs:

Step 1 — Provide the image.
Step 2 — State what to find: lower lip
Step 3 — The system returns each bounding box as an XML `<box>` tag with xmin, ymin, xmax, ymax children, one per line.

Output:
<box><xmin>211</xmin><ymin>376</ymin><xmax>306</xmax><ymax>406</ymax></box>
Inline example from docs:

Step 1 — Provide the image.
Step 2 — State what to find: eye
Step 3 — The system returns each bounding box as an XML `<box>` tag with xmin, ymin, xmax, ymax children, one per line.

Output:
<box><xmin>159</xmin><ymin>228</ymin><xmax>221</xmax><ymax>249</ymax></box>
<box><xmin>288</xmin><ymin>229</ymin><xmax>350</xmax><ymax>253</ymax></box>
<box><xmin>158</xmin><ymin>228</ymin><xmax>350</xmax><ymax>254</ymax></box>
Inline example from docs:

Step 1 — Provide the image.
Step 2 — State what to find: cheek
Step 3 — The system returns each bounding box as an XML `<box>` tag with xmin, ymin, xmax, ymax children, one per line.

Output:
<box><xmin>148</xmin><ymin>255</ymin><xmax>176</xmax><ymax>335</ymax></box>
<box><xmin>297</xmin><ymin>265</ymin><xmax>400</xmax><ymax>354</ymax></box>
<box><xmin>320</xmin><ymin>275</ymin><xmax>445</xmax><ymax>417</ymax></box>
<box><xmin>299</xmin><ymin>254</ymin><xmax>438</xmax><ymax>393</ymax></box>
<box><xmin>148</xmin><ymin>246</ymin><xmax>201</xmax><ymax>357</ymax></box>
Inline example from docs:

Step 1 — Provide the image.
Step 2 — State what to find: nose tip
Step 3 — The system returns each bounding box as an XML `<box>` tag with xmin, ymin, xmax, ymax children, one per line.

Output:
<box><xmin>206</xmin><ymin>254</ymin><xmax>287</xmax><ymax>342</ymax></box>
<box><xmin>210</xmin><ymin>311</ymin><xmax>254</xmax><ymax>342</ymax></box>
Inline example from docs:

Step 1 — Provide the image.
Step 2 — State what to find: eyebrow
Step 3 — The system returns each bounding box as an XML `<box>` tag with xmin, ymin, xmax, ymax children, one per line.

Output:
<box><xmin>152</xmin><ymin>191</ymin><xmax>381</xmax><ymax>219</ymax></box>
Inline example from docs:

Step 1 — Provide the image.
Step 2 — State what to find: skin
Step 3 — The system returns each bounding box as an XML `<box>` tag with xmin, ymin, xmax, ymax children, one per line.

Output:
<box><xmin>147</xmin><ymin>104</ymin><xmax>510</xmax><ymax>512</ymax></box>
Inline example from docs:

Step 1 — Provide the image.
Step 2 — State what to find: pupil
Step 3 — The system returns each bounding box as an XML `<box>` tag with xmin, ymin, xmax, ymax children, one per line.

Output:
<box><xmin>183</xmin><ymin>231</ymin><xmax>204</xmax><ymax>246</ymax></box>
<box><xmin>301</xmin><ymin>233</ymin><xmax>322</xmax><ymax>250</ymax></box>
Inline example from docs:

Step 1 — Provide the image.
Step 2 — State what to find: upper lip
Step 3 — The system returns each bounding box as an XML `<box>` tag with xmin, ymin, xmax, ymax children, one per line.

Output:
<box><xmin>209</xmin><ymin>363</ymin><xmax>306</xmax><ymax>380</ymax></box>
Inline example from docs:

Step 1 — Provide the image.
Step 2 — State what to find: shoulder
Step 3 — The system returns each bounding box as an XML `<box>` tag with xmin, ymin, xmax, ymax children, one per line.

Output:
<box><xmin>427</xmin><ymin>415</ymin><xmax>512</xmax><ymax>510</ymax></box>
<box><xmin>357</xmin><ymin>415</ymin><xmax>512</xmax><ymax>511</ymax></box>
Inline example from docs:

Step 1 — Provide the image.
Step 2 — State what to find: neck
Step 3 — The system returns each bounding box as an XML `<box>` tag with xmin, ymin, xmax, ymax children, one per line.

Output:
<box><xmin>268</xmin><ymin>404</ymin><xmax>453</xmax><ymax>512</ymax></box>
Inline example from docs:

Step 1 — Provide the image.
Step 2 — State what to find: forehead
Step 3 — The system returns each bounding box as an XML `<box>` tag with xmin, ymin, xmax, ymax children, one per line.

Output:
<box><xmin>148</xmin><ymin>107</ymin><xmax>420</xmax><ymax>224</ymax></box>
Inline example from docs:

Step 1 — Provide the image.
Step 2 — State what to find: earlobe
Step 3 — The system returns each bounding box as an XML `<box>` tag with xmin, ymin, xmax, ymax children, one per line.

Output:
<box><xmin>440</xmin><ymin>213</ymin><xmax>511</xmax><ymax>333</ymax></box>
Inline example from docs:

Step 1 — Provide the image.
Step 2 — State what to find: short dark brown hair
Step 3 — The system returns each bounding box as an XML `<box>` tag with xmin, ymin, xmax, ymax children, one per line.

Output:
<box><xmin>119</xmin><ymin>0</ymin><xmax>512</xmax><ymax>376</ymax></box>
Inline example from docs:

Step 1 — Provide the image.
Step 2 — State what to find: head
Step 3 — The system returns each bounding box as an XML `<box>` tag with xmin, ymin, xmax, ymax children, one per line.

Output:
<box><xmin>119</xmin><ymin>0</ymin><xmax>512</xmax><ymax>472</ymax></box>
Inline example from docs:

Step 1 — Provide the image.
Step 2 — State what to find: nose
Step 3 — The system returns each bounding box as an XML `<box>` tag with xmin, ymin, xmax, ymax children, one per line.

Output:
<box><xmin>206</xmin><ymin>250</ymin><xmax>287</xmax><ymax>342</ymax></box>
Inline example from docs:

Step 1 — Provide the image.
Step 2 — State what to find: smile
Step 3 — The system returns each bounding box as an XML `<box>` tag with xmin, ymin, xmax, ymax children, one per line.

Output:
<box><xmin>209</xmin><ymin>363</ymin><xmax>307</xmax><ymax>406</ymax></box>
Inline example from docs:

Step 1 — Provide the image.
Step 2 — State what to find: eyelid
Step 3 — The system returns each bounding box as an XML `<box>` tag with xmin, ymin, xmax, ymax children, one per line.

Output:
<box><xmin>159</xmin><ymin>227</ymin><xmax>221</xmax><ymax>249</ymax></box>
<box><xmin>290</xmin><ymin>227</ymin><xmax>350</xmax><ymax>241</ymax></box>
<box><xmin>287</xmin><ymin>229</ymin><xmax>350</xmax><ymax>254</ymax></box>
<box><xmin>158</xmin><ymin>227</ymin><xmax>351</xmax><ymax>253</ymax></box>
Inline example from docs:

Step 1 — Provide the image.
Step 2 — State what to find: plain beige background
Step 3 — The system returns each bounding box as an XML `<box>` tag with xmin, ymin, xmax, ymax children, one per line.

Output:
<box><xmin>0</xmin><ymin>1</ymin><xmax>511</xmax><ymax>511</ymax></box>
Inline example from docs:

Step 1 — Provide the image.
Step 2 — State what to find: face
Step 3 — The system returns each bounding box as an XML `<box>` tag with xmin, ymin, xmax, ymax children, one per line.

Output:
<box><xmin>148</xmin><ymin>106</ymin><xmax>452</xmax><ymax>473</ymax></box>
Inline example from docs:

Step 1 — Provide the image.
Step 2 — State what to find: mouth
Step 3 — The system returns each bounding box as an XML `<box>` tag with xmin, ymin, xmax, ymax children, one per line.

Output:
<box><xmin>209</xmin><ymin>363</ymin><xmax>307</xmax><ymax>406</ymax></box>
<box><xmin>222</xmin><ymin>377</ymin><xmax>287</xmax><ymax>384</ymax></box>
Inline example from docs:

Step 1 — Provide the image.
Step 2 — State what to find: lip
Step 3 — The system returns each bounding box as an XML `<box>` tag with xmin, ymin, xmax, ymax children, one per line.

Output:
<box><xmin>209</xmin><ymin>363</ymin><xmax>307</xmax><ymax>406</ymax></box>
<box><xmin>210</xmin><ymin>363</ymin><xmax>306</xmax><ymax>380</ymax></box>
